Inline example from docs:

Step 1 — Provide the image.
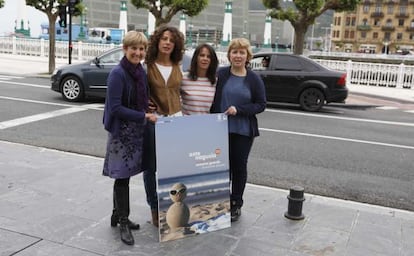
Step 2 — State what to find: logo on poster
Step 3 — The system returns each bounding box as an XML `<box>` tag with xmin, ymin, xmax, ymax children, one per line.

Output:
<box><xmin>189</xmin><ymin>150</ymin><xmax>225</xmax><ymax>169</ymax></box>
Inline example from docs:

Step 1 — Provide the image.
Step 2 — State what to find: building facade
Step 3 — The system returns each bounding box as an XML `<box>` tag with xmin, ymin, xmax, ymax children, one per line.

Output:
<box><xmin>79</xmin><ymin>0</ymin><xmax>293</xmax><ymax>47</ymax></box>
<box><xmin>332</xmin><ymin>0</ymin><xmax>414</xmax><ymax>54</ymax></box>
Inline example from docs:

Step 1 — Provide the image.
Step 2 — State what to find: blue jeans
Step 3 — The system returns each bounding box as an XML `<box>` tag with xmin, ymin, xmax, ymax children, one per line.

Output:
<box><xmin>229</xmin><ymin>133</ymin><xmax>254</xmax><ymax>208</ymax></box>
<box><xmin>142</xmin><ymin>122</ymin><xmax>158</xmax><ymax>210</ymax></box>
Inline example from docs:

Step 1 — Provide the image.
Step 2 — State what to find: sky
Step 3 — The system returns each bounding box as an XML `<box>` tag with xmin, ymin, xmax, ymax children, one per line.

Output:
<box><xmin>0</xmin><ymin>0</ymin><xmax>46</xmax><ymax>37</ymax></box>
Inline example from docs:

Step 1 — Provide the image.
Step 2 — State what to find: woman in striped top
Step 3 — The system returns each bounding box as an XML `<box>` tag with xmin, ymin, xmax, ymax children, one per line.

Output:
<box><xmin>181</xmin><ymin>44</ymin><xmax>219</xmax><ymax>115</ymax></box>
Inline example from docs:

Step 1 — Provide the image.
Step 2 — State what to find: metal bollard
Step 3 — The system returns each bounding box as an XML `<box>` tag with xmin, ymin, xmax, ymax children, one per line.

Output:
<box><xmin>284</xmin><ymin>186</ymin><xmax>305</xmax><ymax>220</ymax></box>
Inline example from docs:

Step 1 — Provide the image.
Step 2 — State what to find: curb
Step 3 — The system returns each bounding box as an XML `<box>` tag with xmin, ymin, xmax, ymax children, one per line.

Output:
<box><xmin>349</xmin><ymin>91</ymin><xmax>414</xmax><ymax>104</ymax></box>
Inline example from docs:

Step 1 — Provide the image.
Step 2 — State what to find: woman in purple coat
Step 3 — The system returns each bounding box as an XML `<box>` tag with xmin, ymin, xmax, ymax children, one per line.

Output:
<box><xmin>102</xmin><ymin>31</ymin><xmax>157</xmax><ymax>245</ymax></box>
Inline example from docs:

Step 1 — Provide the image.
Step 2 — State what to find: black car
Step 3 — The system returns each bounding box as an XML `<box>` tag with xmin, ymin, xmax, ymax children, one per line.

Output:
<box><xmin>51</xmin><ymin>47</ymin><xmax>193</xmax><ymax>102</ymax></box>
<box><xmin>251</xmin><ymin>53</ymin><xmax>348</xmax><ymax>111</ymax></box>
<box><xmin>51</xmin><ymin>47</ymin><xmax>124</xmax><ymax>102</ymax></box>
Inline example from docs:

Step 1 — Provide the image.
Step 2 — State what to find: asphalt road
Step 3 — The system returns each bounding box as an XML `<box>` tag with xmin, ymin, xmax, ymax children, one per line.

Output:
<box><xmin>1</xmin><ymin>75</ymin><xmax>413</xmax><ymax>211</ymax></box>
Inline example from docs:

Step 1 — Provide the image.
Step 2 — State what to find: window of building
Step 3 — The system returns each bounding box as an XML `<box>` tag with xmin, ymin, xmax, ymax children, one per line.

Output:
<box><xmin>346</xmin><ymin>17</ymin><xmax>351</xmax><ymax>26</ymax></box>
<box><xmin>351</xmin><ymin>17</ymin><xmax>356</xmax><ymax>26</ymax></box>
<box><xmin>387</xmin><ymin>5</ymin><xmax>394</xmax><ymax>14</ymax></box>
<box><xmin>361</xmin><ymin>31</ymin><xmax>367</xmax><ymax>38</ymax></box>
<box><xmin>363</xmin><ymin>5</ymin><xmax>370</xmax><ymax>13</ymax></box>
<box><xmin>337</xmin><ymin>17</ymin><xmax>341</xmax><ymax>26</ymax></box>
<box><xmin>386</xmin><ymin>19</ymin><xmax>393</xmax><ymax>27</ymax></box>
<box><xmin>373</xmin><ymin>32</ymin><xmax>378</xmax><ymax>39</ymax></box>
<box><xmin>350</xmin><ymin>31</ymin><xmax>355</xmax><ymax>39</ymax></box>
<box><xmin>374</xmin><ymin>19</ymin><xmax>381</xmax><ymax>26</ymax></box>
<box><xmin>384</xmin><ymin>32</ymin><xmax>391</xmax><ymax>41</ymax></box>
<box><xmin>362</xmin><ymin>18</ymin><xmax>368</xmax><ymax>26</ymax></box>
<box><xmin>410</xmin><ymin>33</ymin><xmax>414</xmax><ymax>40</ymax></box>
<box><xmin>411</xmin><ymin>19</ymin><xmax>414</xmax><ymax>28</ymax></box>
<box><xmin>397</xmin><ymin>33</ymin><xmax>403</xmax><ymax>40</ymax></box>
<box><xmin>375</xmin><ymin>4</ymin><xmax>382</xmax><ymax>13</ymax></box>
<box><xmin>400</xmin><ymin>5</ymin><xmax>407</xmax><ymax>15</ymax></box>
<box><xmin>399</xmin><ymin>19</ymin><xmax>405</xmax><ymax>26</ymax></box>
<box><xmin>345</xmin><ymin>30</ymin><xmax>349</xmax><ymax>38</ymax></box>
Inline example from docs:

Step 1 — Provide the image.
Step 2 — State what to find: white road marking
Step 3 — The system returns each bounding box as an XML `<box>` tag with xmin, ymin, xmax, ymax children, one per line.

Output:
<box><xmin>404</xmin><ymin>110</ymin><xmax>414</xmax><ymax>114</ymax></box>
<box><xmin>0</xmin><ymin>96</ymin><xmax>104</xmax><ymax>129</ymax></box>
<box><xmin>1</xmin><ymin>81</ymin><xmax>49</xmax><ymax>88</ymax></box>
<box><xmin>259</xmin><ymin>128</ymin><xmax>414</xmax><ymax>150</ymax></box>
<box><xmin>0</xmin><ymin>96</ymin><xmax>104</xmax><ymax>110</ymax></box>
<box><xmin>265</xmin><ymin>108</ymin><xmax>414</xmax><ymax>127</ymax></box>
<box><xmin>0</xmin><ymin>107</ymin><xmax>87</xmax><ymax>129</ymax></box>
<box><xmin>0</xmin><ymin>75</ymin><xmax>24</xmax><ymax>80</ymax></box>
<box><xmin>0</xmin><ymin>96</ymin><xmax>74</xmax><ymax>107</ymax></box>
<box><xmin>376</xmin><ymin>106</ymin><xmax>399</xmax><ymax>110</ymax></box>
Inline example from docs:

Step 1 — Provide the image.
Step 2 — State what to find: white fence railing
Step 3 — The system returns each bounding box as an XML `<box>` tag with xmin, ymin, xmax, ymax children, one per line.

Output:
<box><xmin>0</xmin><ymin>36</ymin><xmax>413</xmax><ymax>89</ymax></box>
<box><xmin>0</xmin><ymin>36</ymin><xmax>118</xmax><ymax>60</ymax></box>
<box><xmin>314</xmin><ymin>59</ymin><xmax>413</xmax><ymax>89</ymax></box>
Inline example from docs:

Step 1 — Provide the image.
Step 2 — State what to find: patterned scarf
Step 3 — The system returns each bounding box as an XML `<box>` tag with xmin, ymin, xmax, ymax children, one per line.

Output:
<box><xmin>120</xmin><ymin>56</ymin><xmax>148</xmax><ymax>111</ymax></box>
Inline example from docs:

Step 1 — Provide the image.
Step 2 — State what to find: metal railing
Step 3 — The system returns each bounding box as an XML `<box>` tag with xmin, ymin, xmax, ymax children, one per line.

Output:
<box><xmin>0</xmin><ymin>36</ymin><xmax>118</xmax><ymax>60</ymax></box>
<box><xmin>314</xmin><ymin>59</ymin><xmax>413</xmax><ymax>89</ymax></box>
<box><xmin>0</xmin><ymin>36</ymin><xmax>413</xmax><ymax>89</ymax></box>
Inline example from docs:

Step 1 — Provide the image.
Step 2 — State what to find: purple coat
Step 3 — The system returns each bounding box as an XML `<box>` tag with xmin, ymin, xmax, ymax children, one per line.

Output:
<box><xmin>102</xmin><ymin>63</ymin><xmax>148</xmax><ymax>179</ymax></box>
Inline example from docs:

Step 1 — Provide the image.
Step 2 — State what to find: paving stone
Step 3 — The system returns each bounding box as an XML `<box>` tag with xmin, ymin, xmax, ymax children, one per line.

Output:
<box><xmin>0</xmin><ymin>229</ymin><xmax>40</xmax><ymax>256</ymax></box>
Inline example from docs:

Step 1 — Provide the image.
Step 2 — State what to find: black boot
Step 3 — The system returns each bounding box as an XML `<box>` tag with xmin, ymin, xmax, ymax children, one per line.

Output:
<box><xmin>114</xmin><ymin>181</ymin><xmax>136</xmax><ymax>245</ymax></box>
<box><xmin>111</xmin><ymin>183</ymin><xmax>140</xmax><ymax>229</ymax></box>
<box><xmin>111</xmin><ymin>191</ymin><xmax>140</xmax><ymax>229</ymax></box>
<box><xmin>111</xmin><ymin>214</ymin><xmax>140</xmax><ymax>229</ymax></box>
<box><xmin>230</xmin><ymin>201</ymin><xmax>241</xmax><ymax>222</ymax></box>
<box><xmin>119</xmin><ymin>217</ymin><xmax>134</xmax><ymax>245</ymax></box>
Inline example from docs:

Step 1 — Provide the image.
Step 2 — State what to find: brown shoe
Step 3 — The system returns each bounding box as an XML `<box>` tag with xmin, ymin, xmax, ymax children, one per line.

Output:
<box><xmin>151</xmin><ymin>210</ymin><xmax>159</xmax><ymax>227</ymax></box>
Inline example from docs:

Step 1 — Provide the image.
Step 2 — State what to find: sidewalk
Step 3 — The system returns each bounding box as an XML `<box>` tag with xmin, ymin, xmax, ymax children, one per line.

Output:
<box><xmin>0</xmin><ymin>53</ymin><xmax>82</xmax><ymax>76</ymax></box>
<box><xmin>1</xmin><ymin>53</ymin><xmax>414</xmax><ymax>255</ymax></box>
<box><xmin>1</xmin><ymin>141</ymin><xmax>413</xmax><ymax>256</ymax></box>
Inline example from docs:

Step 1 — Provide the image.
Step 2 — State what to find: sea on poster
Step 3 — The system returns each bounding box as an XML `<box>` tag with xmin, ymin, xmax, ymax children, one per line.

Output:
<box><xmin>155</xmin><ymin>113</ymin><xmax>230</xmax><ymax>242</ymax></box>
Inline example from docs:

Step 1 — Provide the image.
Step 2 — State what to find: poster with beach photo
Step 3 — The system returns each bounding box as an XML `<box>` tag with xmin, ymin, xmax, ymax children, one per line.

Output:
<box><xmin>155</xmin><ymin>113</ymin><xmax>230</xmax><ymax>242</ymax></box>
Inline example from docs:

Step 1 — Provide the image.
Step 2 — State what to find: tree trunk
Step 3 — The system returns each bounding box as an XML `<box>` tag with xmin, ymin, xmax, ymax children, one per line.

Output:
<box><xmin>48</xmin><ymin>15</ymin><xmax>56</xmax><ymax>74</ymax></box>
<box><xmin>293</xmin><ymin>25</ymin><xmax>307</xmax><ymax>55</ymax></box>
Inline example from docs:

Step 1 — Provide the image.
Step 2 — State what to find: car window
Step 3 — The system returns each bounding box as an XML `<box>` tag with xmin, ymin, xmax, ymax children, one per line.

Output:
<box><xmin>250</xmin><ymin>56</ymin><xmax>269</xmax><ymax>70</ymax></box>
<box><xmin>299</xmin><ymin>58</ymin><xmax>320</xmax><ymax>72</ymax></box>
<box><xmin>274</xmin><ymin>55</ymin><xmax>302</xmax><ymax>71</ymax></box>
<box><xmin>100</xmin><ymin>49</ymin><xmax>123</xmax><ymax>64</ymax></box>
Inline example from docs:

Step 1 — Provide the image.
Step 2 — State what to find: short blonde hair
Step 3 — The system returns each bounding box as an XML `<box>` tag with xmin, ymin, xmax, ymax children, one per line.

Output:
<box><xmin>227</xmin><ymin>38</ymin><xmax>253</xmax><ymax>63</ymax></box>
<box><xmin>123</xmin><ymin>31</ymin><xmax>148</xmax><ymax>48</ymax></box>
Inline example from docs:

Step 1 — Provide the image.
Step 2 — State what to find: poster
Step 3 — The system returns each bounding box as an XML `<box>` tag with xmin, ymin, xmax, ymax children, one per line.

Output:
<box><xmin>155</xmin><ymin>113</ymin><xmax>230</xmax><ymax>242</ymax></box>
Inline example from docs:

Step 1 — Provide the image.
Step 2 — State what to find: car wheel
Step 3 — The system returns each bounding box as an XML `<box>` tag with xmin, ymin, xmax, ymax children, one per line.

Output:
<box><xmin>61</xmin><ymin>76</ymin><xmax>84</xmax><ymax>102</ymax></box>
<box><xmin>299</xmin><ymin>88</ymin><xmax>325</xmax><ymax>112</ymax></box>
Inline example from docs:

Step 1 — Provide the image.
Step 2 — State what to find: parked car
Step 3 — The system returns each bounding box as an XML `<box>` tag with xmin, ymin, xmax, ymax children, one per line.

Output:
<box><xmin>51</xmin><ymin>47</ymin><xmax>193</xmax><ymax>102</ymax></box>
<box><xmin>51</xmin><ymin>47</ymin><xmax>123</xmax><ymax>101</ymax></box>
<box><xmin>251</xmin><ymin>53</ymin><xmax>348</xmax><ymax>111</ymax></box>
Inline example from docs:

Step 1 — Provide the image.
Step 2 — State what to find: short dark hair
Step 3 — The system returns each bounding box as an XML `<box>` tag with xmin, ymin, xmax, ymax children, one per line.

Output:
<box><xmin>188</xmin><ymin>44</ymin><xmax>218</xmax><ymax>85</ymax></box>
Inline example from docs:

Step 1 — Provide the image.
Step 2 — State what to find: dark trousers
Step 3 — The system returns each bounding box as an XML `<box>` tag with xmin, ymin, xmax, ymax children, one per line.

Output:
<box><xmin>113</xmin><ymin>178</ymin><xmax>130</xmax><ymax>219</ymax></box>
<box><xmin>141</xmin><ymin>122</ymin><xmax>158</xmax><ymax>210</ymax></box>
<box><xmin>229</xmin><ymin>133</ymin><xmax>254</xmax><ymax>208</ymax></box>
